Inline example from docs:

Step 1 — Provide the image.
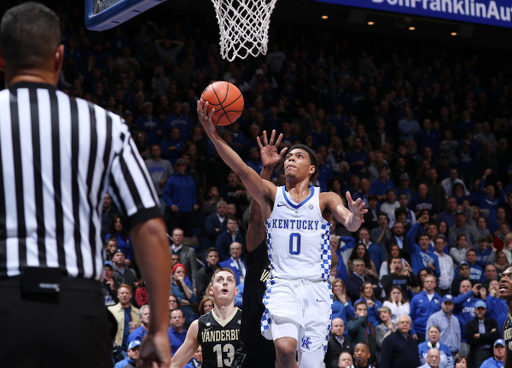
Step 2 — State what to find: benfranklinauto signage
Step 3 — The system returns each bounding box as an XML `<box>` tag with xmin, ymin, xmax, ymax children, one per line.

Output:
<box><xmin>313</xmin><ymin>0</ymin><xmax>512</xmax><ymax>28</ymax></box>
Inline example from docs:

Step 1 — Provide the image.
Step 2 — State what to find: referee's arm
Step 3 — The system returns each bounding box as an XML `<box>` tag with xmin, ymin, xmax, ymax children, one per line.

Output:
<box><xmin>131</xmin><ymin>217</ymin><xmax>172</xmax><ymax>364</ymax></box>
<box><xmin>109</xmin><ymin>119</ymin><xmax>172</xmax><ymax>366</ymax></box>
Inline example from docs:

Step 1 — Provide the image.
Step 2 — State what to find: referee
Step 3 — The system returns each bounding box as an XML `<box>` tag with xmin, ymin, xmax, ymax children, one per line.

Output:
<box><xmin>0</xmin><ymin>3</ymin><xmax>171</xmax><ymax>368</ymax></box>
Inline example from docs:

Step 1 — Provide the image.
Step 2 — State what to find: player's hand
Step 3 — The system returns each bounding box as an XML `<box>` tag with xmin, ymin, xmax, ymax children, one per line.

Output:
<box><xmin>171</xmin><ymin>205</ymin><xmax>179</xmax><ymax>213</ymax></box>
<box><xmin>257</xmin><ymin>130</ymin><xmax>288</xmax><ymax>169</ymax></box>
<box><xmin>197</xmin><ymin>99</ymin><xmax>216</xmax><ymax>136</ymax></box>
<box><xmin>139</xmin><ymin>331</ymin><xmax>171</xmax><ymax>368</ymax></box>
<box><xmin>345</xmin><ymin>192</ymin><xmax>367</xmax><ymax>221</ymax></box>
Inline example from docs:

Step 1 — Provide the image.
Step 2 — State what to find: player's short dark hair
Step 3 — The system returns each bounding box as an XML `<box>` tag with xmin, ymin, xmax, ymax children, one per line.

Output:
<box><xmin>0</xmin><ymin>2</ymin><xmax>61</xmax><ymax>69</ymax></box>
<box><xmin>289</xmin><ymin>144</ymin><xmax>319</xmax><ymax>177</ymax></box>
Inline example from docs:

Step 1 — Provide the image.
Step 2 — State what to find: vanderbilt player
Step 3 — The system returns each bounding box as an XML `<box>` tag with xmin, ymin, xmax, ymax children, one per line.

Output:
<box><xmin>171</xmin><ymin>268</ymin><xmax>242</xmax><ymax>368</ymax></box>
<box><xmin>500</xmin><ymin>266</ymin><xmax>512</xmax><ymax>368</ymax></box>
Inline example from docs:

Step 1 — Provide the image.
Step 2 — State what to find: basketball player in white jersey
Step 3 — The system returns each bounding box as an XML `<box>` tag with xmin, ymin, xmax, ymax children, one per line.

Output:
<box><xmin>197</xmin><ymin>101</ymin><xmax>366</xmax><ymax>368</ymax></box>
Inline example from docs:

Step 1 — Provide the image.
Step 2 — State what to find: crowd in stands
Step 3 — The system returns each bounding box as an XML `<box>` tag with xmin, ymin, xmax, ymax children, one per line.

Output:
<box><xmin>6</xmin><ymin>1</ymin><xmax>512</xmax><ymax>367</ymax></box>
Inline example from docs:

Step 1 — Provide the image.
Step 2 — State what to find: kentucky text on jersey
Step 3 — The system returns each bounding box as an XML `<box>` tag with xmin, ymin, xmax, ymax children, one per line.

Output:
<box><xmin>268</xmin><ymin>219</ymin><xmax>321</xmax><ymax>230</ymax></box>
<box><xmin>201</xmin><ymin>328</ymin><xmax>240</xmax><ymax>343</ymax></box>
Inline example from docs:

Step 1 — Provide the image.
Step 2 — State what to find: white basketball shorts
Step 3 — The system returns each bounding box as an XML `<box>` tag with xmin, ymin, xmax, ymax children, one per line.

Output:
<box><xmin>260</xmin><ymin>278</ymin><xmax>332</xmax><ymax>353</ymax></box>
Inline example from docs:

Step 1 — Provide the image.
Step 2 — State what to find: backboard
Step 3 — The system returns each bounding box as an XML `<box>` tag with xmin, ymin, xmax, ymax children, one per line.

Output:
<box><xmin>85</xmin><ymin>0</ymin><xmax>167</xmax><ymax>31</ymax></box>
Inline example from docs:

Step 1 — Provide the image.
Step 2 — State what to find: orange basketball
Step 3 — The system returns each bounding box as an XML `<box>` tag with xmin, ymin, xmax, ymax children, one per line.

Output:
<box><xmin>201</xmin><ymin>81</ymin><xmax>244</xmax><ymax>126</ymax></box>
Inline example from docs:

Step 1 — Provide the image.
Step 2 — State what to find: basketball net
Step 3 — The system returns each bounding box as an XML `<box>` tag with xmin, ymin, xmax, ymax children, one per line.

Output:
<box><xmin>211</xmin><ymin>0</ymin><xmax>278</xmax><ymax>61</ymax></box>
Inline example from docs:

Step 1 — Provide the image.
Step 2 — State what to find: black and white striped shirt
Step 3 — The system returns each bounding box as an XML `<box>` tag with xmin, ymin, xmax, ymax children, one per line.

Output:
<box><xmin>0</xmin><ymin>82</ymin><xmax>161</xmax><ymax>280</ymax></box>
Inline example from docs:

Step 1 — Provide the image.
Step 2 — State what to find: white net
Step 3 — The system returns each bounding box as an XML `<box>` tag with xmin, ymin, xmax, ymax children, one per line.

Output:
<box><xmin>211</xmin><ymin>0</ymin><xmax>278</xmax><ymax>61</ymax></box>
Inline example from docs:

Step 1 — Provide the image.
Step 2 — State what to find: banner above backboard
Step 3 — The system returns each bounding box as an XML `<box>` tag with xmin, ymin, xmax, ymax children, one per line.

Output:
<box><xmin>312</xmin><ymin>0</ymin><xmax>512</xmax><ymax>28</ymax></box>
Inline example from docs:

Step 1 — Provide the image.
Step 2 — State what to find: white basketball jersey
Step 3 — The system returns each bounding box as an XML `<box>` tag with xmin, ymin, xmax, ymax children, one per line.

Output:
<box><xmin>265</xmin><ymin>186</ymin><xmax>332</xmax><ymax>281</ymax></box>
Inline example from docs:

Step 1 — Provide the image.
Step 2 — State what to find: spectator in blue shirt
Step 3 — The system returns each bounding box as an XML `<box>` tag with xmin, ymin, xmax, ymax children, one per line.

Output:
<box><xmin>331</xmin><ymin>278</ymin><xmax>355</xmax><ymax>325</ymax></box>
<box><xmin>353</xmin><ymin>178</ymin><xmax>371</xmax><ymax>207</ymax></box>
<box><xmin>171</xmin><ymin>264</ymin><xmax>197</xmax><ymax>327</ymax></box>
<box><xmin>168</xmin><ymin>309</ymin><xmax>188</xmax><ymax>356</ymax></box>
<box><xmin>346</xmin><ymin>137</ymin><xmax>369</xmax><ymax>177</ymax></box>
<box><xmin>306</xmin><ymin>119</ymin><xmax>329</xmax><ymax>149</ymax></box>
<box><xmin>371</xmin><ymin>172</ymin><xmax>396</xmax><ymax>206</ymax></box>
<box><xmin>418</xmin><ymin>324</ymin><xmax>454</xmax><ymax>368</ymax></box>
<box><xmin>162</xmin><ymin>101</ymin><xmax>193</xmax><ymax>142</ymax></box>
<box><xmin>409</xmin><ymin>184</ymin><xmax>437</xmax><ymax>219</ymax></box>
<box><xmin>410</xmin><ymin>273</ymin><xmax>442</xmax><ymax>343</ymax></box>
<box><xmin>454</xmin><ymin>250</ymin><xmax>485</xmax><ymax>283</ymax></box>
<box><xmin>436</xmin><ymin>196</ymin><xmax>458</xmax><ymax>228</ymax></box>
<box><xmin>127</xmin><ymin>305</ymin><xmax>150</xmax><ymax>346</ymax></box>
<box><xmin>245</xmin><ymin>147</ymin><xmax>264</xmax><ymax>174</ymax></box>
<box><xmin>215</xmin><ymin>215</ymin><xmax>246</xmax><ymax>262</ymax></box>
<box><xmin>407</xmin><ymin>215</ymin><xmax>441</xmax><ymax>277</ymax></box>
<box><xmin>114</xmin><ymin>340</ymin><xmax>141</xmax><ymax>368</ymax></box>
<box><xmin>160</xmin><ymin>127</ymin><xmax>185</xmax><ymax>166</ymax></box>
<box><xmin>426</xmin><ymin>295</ymin><xmax>461</xmax><ymax>355</ymax></box>
<box><xmin>162</xmin><ymin>158</ymin><xmax>198</xmax><ymax>237</ymax></box>
<box><xmin>398</xmin><ymin>108</ymin><xmax>420</xmax><ymax>142</ymax></box>
<box><xmin>456</xmin><ymin>111</ymin><xmax>475</xmax><ymax>140</ymax></box>
<box><xmin>348</xmin><ymin>82</ymin><xmax>367</xmax><ymax>115</ymax></box>
<box><xmin>480</xmin><ymin>281</ymin><xmax>508</xmax><ymax>339</ymax></box>
<box><xmin>480</xmin><ymin>339</ymin><xmax>505</xmax><ymax>368</ymax></box>
<box><xmin>360</xmin><ymin>226</ymin><xmax>386</xmax><ymax>275</ymax></box>
<box><xmin>354</xmin><ymin>281</ymin><xmax>383</xmax><ymax>327</ymax></box>
<box><xmin>414</xmin><ymin>119</ymin><xmax>441</xmax><ymax>158</ymax></box>
<box><xmin>476</xmin><ymin>237</ymin><xmax>497</xmax><ymax>270</ymax></box>
<box><xmin>135</xmin><ymin>101</ymin><xmax>162</xmax><ymax>147</ymax></box>
<box><xmin>453</xmin><ymin>279</ymin><xmax>481</xmax><ymax>349</ymax></box>
<box><xmin>479</xmin><ymin>169</ymin><xmax>507</xmax><ymax>233</ymax></box>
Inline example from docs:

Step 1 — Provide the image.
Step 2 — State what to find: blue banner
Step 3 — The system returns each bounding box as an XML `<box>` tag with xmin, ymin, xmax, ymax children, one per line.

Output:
<box><xmin>313</xmin><ymin>0</ymin><xmax>512</xmax><ymax>28</ymax></box>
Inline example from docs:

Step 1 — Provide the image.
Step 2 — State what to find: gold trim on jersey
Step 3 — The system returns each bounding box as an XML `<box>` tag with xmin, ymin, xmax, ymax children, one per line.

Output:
<box><xmin>211</xmin><ymin>307</ymin><xmax>240</xmax><ymax>327</ymax></box>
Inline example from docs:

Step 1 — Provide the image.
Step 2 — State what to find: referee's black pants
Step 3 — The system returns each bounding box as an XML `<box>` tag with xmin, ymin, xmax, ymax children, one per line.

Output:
<box><xmin>0</xmin><ymin>276</ymin><xmax>112</xmax><ymax>368</ymax></box>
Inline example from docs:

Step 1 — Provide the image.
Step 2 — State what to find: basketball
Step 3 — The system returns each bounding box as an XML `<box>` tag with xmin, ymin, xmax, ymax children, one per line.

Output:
<box><xmin>201</xmin><ymin>81</ymin><xmax>244</xmax><ymax>126</ymax></box>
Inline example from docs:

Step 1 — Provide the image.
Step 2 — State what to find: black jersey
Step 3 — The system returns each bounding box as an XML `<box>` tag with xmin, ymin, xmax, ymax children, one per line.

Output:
<box><xmin>504</xmin><ymin>314</ymin><xmax>512</xmax><ymax>351</ymax></box>
<box><xmin>197</xmin><ymin>308</ymin><xmax>242</xmax><ymax>367</ymax></box>
<box><xmin>240</xmin><ymin>240</ymin><xmax>276</xmax><ymax>358</ymax></box>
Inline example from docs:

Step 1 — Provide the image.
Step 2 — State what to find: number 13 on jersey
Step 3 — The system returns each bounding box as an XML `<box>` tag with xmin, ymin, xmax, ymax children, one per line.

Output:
<box><xmin>289</xmin><ymin>233</ymin><xmax>301</xmax><ymax>255</ymax></box>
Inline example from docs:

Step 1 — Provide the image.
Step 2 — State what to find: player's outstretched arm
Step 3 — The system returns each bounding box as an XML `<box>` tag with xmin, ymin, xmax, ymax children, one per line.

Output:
<box><xmin>197</xmin><ymin>100</ymin><xmax>277</xmax><ymax>207</ymax></box>
<box><xmin>323</xmin><ymin>191</ymin><xmax>367</xmax><ymax>232</ymax></box>
<box><xmin>170</xmin><ymin>320</ymin><xmax>200</xmax><ymax>368</ymax></box>
<box><xmin>246</xmin><ymin>130</ymin><xmax>286</xmax><ymax>252</ymax></box>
